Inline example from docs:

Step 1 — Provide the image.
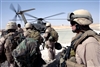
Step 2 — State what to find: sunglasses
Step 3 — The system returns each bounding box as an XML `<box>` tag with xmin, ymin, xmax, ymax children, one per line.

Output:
<box><xmin>70</xmin><ymin>21</ymin><xmax>77</xmax><ymax>26</ymax></box>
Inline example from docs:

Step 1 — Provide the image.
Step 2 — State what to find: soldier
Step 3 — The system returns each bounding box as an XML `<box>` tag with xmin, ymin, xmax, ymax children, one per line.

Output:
<box><xmin>0</xmin><ymin>29</ymin><xmax>7</xmax><ymax>38</ymax></box>
<box><xmin>24</xmin><ymin>22</ymin><xmax>43</xmax><ymax>45</ymax></box>
<box><xmin>0</xmin><ymin>24</ymin><xmax>7</xmax><ymax>66</ymax></box>
<box><xmin>12</xmin><ymin>32</ymin><xmax>46</xmax><ymax>67</ymax></box>
<box><xmin>17</xmin><ymin>24</ymin><xmax>23</xmax><ymax>33</ymax></box>
<box><xmin>66</xmin><ymin>9</ymin><xmax>100</xmax><ymax>67</ymax></box>
<box><xmin>1</xmin><ymin>21</ymin><xmax>24</xmax><ymax>67</ymax></box>
<box><xmin>43</xmin><ymin>22</ymin><xmax>59</xmax><ymax>61</ymax></box>
<box><xmin>21</xmin><ymin>22</ymin><xmax>45</xmax><ymax>67</ymax></box>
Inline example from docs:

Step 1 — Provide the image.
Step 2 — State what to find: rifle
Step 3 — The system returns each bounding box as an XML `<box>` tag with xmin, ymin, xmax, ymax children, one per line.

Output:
<box><xmin>65</xmin><ymin>45</ymin><xmax>74</xmax><ymax>60</ymax></box>
<box><xmin>59</xmin><ymin>45</ymin><xmax>72</xmax><ymax>67</ymax></box>
<box><xmin>59</xmin><ymin>33</ymin><xmax>83</xmax><ymax>67</ymax></box>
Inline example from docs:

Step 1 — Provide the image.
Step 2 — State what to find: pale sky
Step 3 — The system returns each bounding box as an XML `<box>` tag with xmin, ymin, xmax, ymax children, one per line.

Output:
<box><xmin>0</xmin><ymin>0</ymin><xmax>100</xmax><ymax>29</ymax></box>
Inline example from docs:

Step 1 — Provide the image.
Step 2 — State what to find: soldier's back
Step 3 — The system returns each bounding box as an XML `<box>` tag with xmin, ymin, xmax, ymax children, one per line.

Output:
<box><xmin>24</xmin><ymin>29</ymin><xmax>43</xmax><ymax>44</ymax></box>
<box><xmin>12</xmin><ymin>38</ymin><xmax>46</xmax><ymax>67</ymax></box>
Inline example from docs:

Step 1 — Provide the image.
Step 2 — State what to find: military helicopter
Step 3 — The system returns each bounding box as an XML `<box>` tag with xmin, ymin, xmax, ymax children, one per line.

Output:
<box><xmin>10</xmin><ymin>4</ymin><xmax>45</xmax><ymax>32</ymax></box>
<box><xmin>10</xmin><ymin>4</ymin><xmax>65</xmax><ymax>33</ymax></box>
<box><xmin>25</xmin><ymin>12</ymin><xmax>65</xmax><ymax>32</ymax></box>
<box><xmin>10</xmin><ymin>4</ymin><xmax>35</xmax><ymax>24</ymax></box>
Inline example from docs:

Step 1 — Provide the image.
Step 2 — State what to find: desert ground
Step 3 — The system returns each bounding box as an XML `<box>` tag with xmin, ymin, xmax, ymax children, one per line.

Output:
<box><xmin>52</xmin><ymin>23</ymin><xmax>100</xmax><ymax>30</ymax></box>
<box><xmin>41</xmin><ymin>23</ymin><xmax>100</xmax><ymax>62</ymax></box>
<box><xmin>0</xmin><ymin>23</ymin><xmax>100</xmax><ymax>67</ymax></box>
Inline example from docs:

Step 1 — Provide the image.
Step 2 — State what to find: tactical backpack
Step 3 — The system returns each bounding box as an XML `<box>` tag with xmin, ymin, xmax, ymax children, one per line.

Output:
<box><xmin>12</xmin><ymin>38</ymin><xmax>46</xmax><ymax>67</ymax></box>
<box><xmin>27</xmin><ymin>30</ymin><xmax>43</xmax><ymax>44</ymax></box>
<box><xmin>50</xmin><ymin>29</ymin><xmax>59</xmax><ymax>42</ymax></box>
<box><xmin>5</xmin><ymin>32</ymin><xmax>25</xmax><ymax>63</ymax></box>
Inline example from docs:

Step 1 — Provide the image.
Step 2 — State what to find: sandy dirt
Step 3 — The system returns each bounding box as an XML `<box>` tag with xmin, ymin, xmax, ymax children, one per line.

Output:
<box><xmin>0</xmin><ymin>23</ymin><xmax>100</xmax><ymax>67</ymax></box>
<box><xmin>52</xmin><ymin>23</ymin><xmax>100</xmax><ymax>30</ymax></box>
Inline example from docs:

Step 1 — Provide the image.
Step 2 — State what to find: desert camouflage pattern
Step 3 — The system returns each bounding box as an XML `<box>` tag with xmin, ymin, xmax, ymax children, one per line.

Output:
<box><xmin>43</xmin><ymin>27</ymin><xmax>59</xmax><ymax>61</ymax></box>
<box><xmin>67</xmin><ymin>30</ymin><xmax>100</xmax><ymax>67</ymax></box>
<box><xmin>4</xmin><ymin>31</ymin><xmax>25</xmax><ymax>67</ymax></box>
<box><xmin>24</xmin><ymin>29</ymin><xmax>43</xmax><ymax>45</ymax></box>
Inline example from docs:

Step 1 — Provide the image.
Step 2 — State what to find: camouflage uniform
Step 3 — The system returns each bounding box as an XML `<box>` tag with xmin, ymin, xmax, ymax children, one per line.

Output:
<box><xmin>0</xmin><ymin>33</ymin><xmax>12</xmax><ymax>64</ymax></box>
<box><xmin>24</xmin><ymin>22</ymin><xmax>43</xmax><ymax>45</ymax></box>
<box><xmin>0</xmin><ymin>30</ymin><xmax>14</xmax><ymax>66</ymax></box>
<box><xmin>16</xmin><ymin>22</ymin><xmax>45</xmax><ymax>67</ymax></box>
<box><xmin>0</xmin><ymin>29</ymin><xmax>7</xmax><ymax>38</ymax></box>
<box><xmin>17</xmin><ymin>27</ymin><xmax>23</xmax><ymax>33</ymax></box>
<box><xmin>23</xmin><ymin>23</ymin><xmax>43</xmax><ymax>61</ymax></box>
<box><xmin>12</xmin><ymin>38</ymin><xmax>46</xmax><ymax>67</ymax></box>
<box><xmin>43</xmin><ymin>22</ymin><xmax>59</xmax><ymax>61</ymax></box>
<box><xmin>0</xmin><ymin>21</ymin><xmax>24</xmax><ymax>67</ymax></box>
<box><xmin>66</xmin><ymin>9</ymin><xmax>100</xmax><ymax>67</ymax></box>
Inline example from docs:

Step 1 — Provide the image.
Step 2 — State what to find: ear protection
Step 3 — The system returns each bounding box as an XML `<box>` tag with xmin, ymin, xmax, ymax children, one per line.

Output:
<box><xmin>70</xmin><ymin>21</ymin><xmax>81</xmax><ymax>32</ymax></box>
<box><xmin>75</xmin><ymin>23</ymin><xmax>81</xmax><ymax>31</ymax></box>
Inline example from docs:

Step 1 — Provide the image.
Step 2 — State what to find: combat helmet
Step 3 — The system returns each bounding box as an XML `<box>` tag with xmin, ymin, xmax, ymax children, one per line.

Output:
<box><xmin>45</xmin><ymin>29</ymin><xmax>51</xmax><ymax>33</ymax></box>
<box><xmin>6</xmin><ymin>21</ymin><xmax>17</xmax><ymax>30</ymax></box>
<box><xmin>67</xmin><ymin>9</ymin><xmax>93</xmax><ymax>25</ymax></box>
<box><xmin>46</xmin><ymin>22</ymin><xmax>51</xmax><ymax>27</ymax></box>
<box><xmin>25</xmin><ymin>22</ymin><xmax>33</xmax><ymax>29</ymax></box>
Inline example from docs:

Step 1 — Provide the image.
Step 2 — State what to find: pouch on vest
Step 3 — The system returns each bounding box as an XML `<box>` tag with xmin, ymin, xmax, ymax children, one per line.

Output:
<box><xmin>50</xmin><ymin>30</ymin><xmax>58</xmax><ymax>42</ymax></box>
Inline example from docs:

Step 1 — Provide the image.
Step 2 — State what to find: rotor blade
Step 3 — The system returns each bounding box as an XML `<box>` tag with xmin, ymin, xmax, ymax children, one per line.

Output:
<box><xmin>18</xmin><ymin>15</ymin><xmax>22</xmax><ymax>22</ymax></box>
<box><xmin>22</xmin><ymin>8</ymin><xmax>35</xmax><ymax>13</ymax></box>
<box><xmin>30</xmin><ymin>20</ymin><xmax>37</xmax><ymax>23</ymax></box>
<box><xmin>44</xmin><ymin>12</ymin><xmax>65</xmax><ymax>19</ymax></box>
<box><xmin>14</xmin><ymin>19</ymin><xmax>36</xmax><ymax>21</ymax></box>
<box><xmin>26</xmin><ymin>19</ymin><xmax>36</xmax><ymax>20</ymax></box>
<box><xmin>17</xmin><ymin>4</ymin><xmax>21</xmax><ymax>12</ymax></box>
<box><xmin>16</xmin><ymin>18</ymin><xmax>66</xmax><ymax>20</ymax></box>
<box><xmin>10</xmin><ymin>4</ymin><xmax>17</xmax><ymax>13</ymax></box>
<box><xmin>25</xmin><ymin>13</ymin><xmax>38</xmax><ymax>19</ymax></box>
<box><xmin>13</xmin><ymin>14</ymin><xmax>18</xmax><ymax>21</ymax></box>
<box><xmin>45</xmin><ymin>18</ymin><xmax>67</xmax><ymax>20</ymax></box>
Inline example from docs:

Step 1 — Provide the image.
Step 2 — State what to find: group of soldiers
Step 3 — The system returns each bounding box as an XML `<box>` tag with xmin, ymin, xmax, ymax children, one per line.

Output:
<box><xmin>0</xmin><ymin>9</ymin><xmax>100</xmax><ymax>67</ymax></box>
<box><xmin>0</xmin><ymin>19</ymin><xmax>59</xmax><ymax>67</ymax></box>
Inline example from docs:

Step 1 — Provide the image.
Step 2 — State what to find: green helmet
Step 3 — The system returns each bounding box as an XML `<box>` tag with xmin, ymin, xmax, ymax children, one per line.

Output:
<box><xmin>67</xmin><ymin>9</ymin><xmax>93</xmax><ymax>25</ymax></box>
<box><xmin>6</xmin><ymin>21</ymin><xmax>17</xmax><ymax>30</ymax></box>
<box><xmin>25</xmin><ymin>22</ymin><xmax>32</xmax><ymax>29</ymax></box>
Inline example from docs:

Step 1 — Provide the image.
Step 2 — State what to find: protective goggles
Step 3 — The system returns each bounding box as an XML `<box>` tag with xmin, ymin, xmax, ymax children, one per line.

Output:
<box><xmin>67</xmin><ymin>13</ymin><xmax>93</xmax><ymax>22</ymax></box>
